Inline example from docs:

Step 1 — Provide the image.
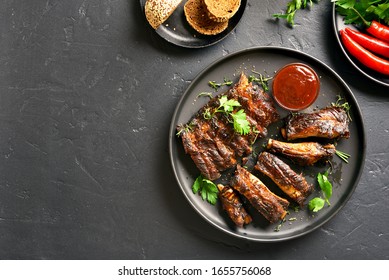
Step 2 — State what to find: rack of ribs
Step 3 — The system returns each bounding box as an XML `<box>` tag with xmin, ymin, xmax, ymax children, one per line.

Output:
<box><xmin>255</xmin><ymin>152</ymin><xmax>313</xmax><ymax>206</ymax></box>
<box><xmin>217</xmin><ymin>184</ymin><xmax>252</xmax><ymax>227</ymax></box>
<box><xmin>177</xmin><ymin>73</ymin><xmax>279</xmax><ymax>180</ymax></box>
<box><xmin>281</xmin><ymin>106</ymin><xmax>350</xmax><ymax>141</ymax></box>
<box><xmin>230</xmin><ymin>165</ymin><xmax>289</xmax><ymax>224</ymax></box>
<box><xmin>266</xmin><ymin>139</ymin><xmax>336</xmax><ymax>166</ymax></box>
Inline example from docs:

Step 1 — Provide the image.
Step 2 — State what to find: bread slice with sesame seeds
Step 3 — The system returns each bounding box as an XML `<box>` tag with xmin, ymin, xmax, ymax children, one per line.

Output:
<box><xmin>145</xmin><ymin>0</ymin><xmax>183</xmax><ymax>30</ymax></box>
<box><xmin>203</xmin><ymin>0</ymin><xmax>241</xmax><ymax>22</ymax></box>
<box><xmin>184</xmin><ymin>0</ymin><xmax>228</xmax><ymax>35</ymax></box>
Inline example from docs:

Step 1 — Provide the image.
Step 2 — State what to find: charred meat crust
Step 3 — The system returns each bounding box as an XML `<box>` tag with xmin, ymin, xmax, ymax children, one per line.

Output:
<box><xmin>230</xmin><ymin>165</ymin><xmax>289</xmax><ymax>224</ymax></box>
<box><xmin>217</xmin><ymin>184</ymin><xmax>252</xmax><ymax>227</ymax></box>
<box><xmin>266</xmin><ymin>139</ymin><xmax>336</xmax><ymax>166</ymax></box>
<box><xmin>177</xmin><ymin>73</ymin><xmax>280</xmax><ymax>180</ymax></box>
<box><xmin>281</xmin><ymin>106</ymin><xmax>350</xmax><ymax>141</ymax></box>
<box><xmin>255</xmin><ymin>152</ymin><xmax>313</xmax><ymax>206</ymax></box>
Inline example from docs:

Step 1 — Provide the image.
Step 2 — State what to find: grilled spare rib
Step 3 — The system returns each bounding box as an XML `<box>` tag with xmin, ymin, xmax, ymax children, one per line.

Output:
<box><xmin>177</xmin><ymin>73</ymin><xmax>280</xmax><ymax>180</ymax></box>
<box><xmin>266</xmin><ymin>139</ymin><xmax>336</xmax><ymax>166</ymax></box>
<box><xmin>281</xmin><ymin>106</ymin><xmax>350</xmax><ymax>141</ymax></box>
<box><xmin>230</xmin><ymin>165</ymin><xmax>289</xmax><ymax>224</ymax></box>
<box><xmin>255</xmin><ymin>152</ymin><xmax>313</xmax><ymax>206</ymax></box>
<box><xmin>217</xmin><ymin>184</ymin><xmax>252</xmax><ymax>227</ymax></box>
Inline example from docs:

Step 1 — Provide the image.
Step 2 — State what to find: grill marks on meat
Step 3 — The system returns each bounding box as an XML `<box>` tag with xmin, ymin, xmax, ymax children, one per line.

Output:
<box><xmin>230</xmin><ymin>165</ymin><xmax>289</xmax><ymax>224</ymax></box>
<box><xmin>217</xmin><ymin>184</ymin><xmax>252</xmax><ymax>227</ymax></box>
<box><xmin>255</xmin><ymin>152</ymin><xmax>313</xmax><ymax>206</ymax></box>
<box><xmin>266</xmin><ymin>139</ymin><xmax>336</xmax><ymax>166</ymax></box>
<box><xmin>281</xmin><ymin>106</ymin><xmax>350</xmax><ymax>141</ymax></box>
<box><xmin>178</xmin><ymin>73</ymin><xmax>279</xmax><ymax>180</ymax></box>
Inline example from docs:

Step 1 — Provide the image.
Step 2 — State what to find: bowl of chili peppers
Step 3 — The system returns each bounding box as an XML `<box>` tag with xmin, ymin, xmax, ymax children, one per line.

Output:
<box><xmin>333</xmin><ymin>1</ymin><xmax>389</xmax><ymax>86</ymax></box>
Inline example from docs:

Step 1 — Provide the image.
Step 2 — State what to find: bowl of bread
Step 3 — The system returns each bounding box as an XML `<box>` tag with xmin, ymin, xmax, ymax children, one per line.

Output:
<box><xmin>141</xmin><ymin>0</ymin><xmax>247</xmax><ymax>47</ymax></box>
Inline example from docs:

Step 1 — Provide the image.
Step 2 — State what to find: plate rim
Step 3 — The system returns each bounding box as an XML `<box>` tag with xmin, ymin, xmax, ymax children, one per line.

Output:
<box><xmin>332</xmin><ymin>3</ymin><xmax>389</xmax><ymax>87</ymax></box>
<box><xmin>168</xmin><ymin>46</ymin><xmax>367</xmax><ymax>242</ymax></box>
<box><xmin>140</xmin><ymin>0</ymin><xmax>248</xmax><ymax>48</ymax></box>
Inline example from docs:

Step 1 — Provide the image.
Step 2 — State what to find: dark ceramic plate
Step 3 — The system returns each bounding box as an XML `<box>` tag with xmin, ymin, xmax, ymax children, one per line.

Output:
<box><xmin>140</xmin><ymin>0</ymin><xmax>247</xmax><ymax>48</ymax></box>
<box><xmin>332</xmin><ymin>4</ymin><xmax>389</xmax><ymax>86</ymax></box>
<box><xmin>169</xmin><ymin>47</ymin><xmax>366</xmax><ymax>242</ymax></box>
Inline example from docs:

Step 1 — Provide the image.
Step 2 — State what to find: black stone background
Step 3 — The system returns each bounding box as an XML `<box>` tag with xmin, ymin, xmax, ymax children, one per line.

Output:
<box><xmin>0</xmin><ymin>0</ymin><xmax>388</xmax><ymax>259</ymax></box>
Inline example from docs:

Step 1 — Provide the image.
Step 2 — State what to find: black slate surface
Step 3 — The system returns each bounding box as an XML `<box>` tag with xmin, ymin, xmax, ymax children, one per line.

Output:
<box><xmin>0</xmin><ymin>0</ymin><xmax>388</xmax><ymax>259</ymax></box>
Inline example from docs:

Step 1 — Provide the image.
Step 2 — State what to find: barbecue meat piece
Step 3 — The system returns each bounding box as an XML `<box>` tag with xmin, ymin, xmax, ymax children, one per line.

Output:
<box><xmin>230</xmin><ymin>165</ymin><xmax>289</xmax><ymax>224</ymax></box>
<box><xmin>177</xmin><ymin>73</ymin><xmax>279</xmax><ymax>180</ymax></box>
<box><xmin>281</xmin><ymin>106</ymin><xmax>350</xmax><ymax>141</ymax></box>
<box><xmin>255</xmin><ymin>152</ymin><xmax>313</xmax><ymax>206</ymax></box>
<box><xmin>217</xmin><ymin>184</ymin><xmax>252</xmax><ymax>227</ymax></box>
<box><xmin>227</xmin><ymin>74</ymin><xmax>280</xmax><ymax>138</ymax></box>
<box><xmin>266</xmin><ymin>139</ymin><xmax>336</xmax><ymax>166</ymax></box>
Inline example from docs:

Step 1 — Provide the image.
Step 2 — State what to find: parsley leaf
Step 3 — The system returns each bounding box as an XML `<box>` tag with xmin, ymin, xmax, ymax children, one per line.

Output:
<box><xmin>308</xmin><ymin>197</ymin><xmax>326</xmax><ymax>212</ymax></box>
<box><xmin>317</xmin><ymin>170</ymin><xmax>332</xmax><ymax>205</ymax></box>
<box><xmin>205</xmin><ymin>96</ymin><xmax>252</xmax><ymax>135</ymax></box>
<box><xmin>334</xmin><ymin>0</ymin><xmax>389</xmax><ymax>26</ymax></box>
<box><xmin>273</xmin><ymin>0</ymin><xmax>318</xmax><ymax>26</ymax></box>
<box><xmin>232</xmin><ymin>109</ymin><xmax>251</xmax><ymax>135</ymax></box>
<box><xmin>218</xmin><ymin>95</ymin><xmax>241</xmax><ymax>113</ymax></box>
<box><xmin>308</xmin><ymin>169</ymin><xmax>333</xmax><ymax>212</ymax></box>
<box><xmin>192</xmin><ymin>175</ymin><xmax>219</xmax><ymax>205</ymax></box>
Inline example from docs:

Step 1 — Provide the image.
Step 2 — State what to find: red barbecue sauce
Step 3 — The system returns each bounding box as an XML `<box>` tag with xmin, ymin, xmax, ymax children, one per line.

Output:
<box><xmin>272</xmin><ymin>63</ymin><xmax>320</xmax><ymax>111</ymax></box>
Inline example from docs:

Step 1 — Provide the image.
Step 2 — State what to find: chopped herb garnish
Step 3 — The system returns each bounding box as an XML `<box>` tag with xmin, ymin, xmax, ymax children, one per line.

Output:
<box><xmin>176</xmin><ymin>123</ymin><xmax>193</xmax><ymax>136</ymax></box>
<box><xmin>335</xmin><ymin>149</ymin><xmax>351</xmax><ymax>163</ymax></box>
<box><xmin>217</xmin><ymin>95</ymin><xmax>241</xmax><ymax>113</ymax></box>
<box><xmin>273</xmin><ymin>0</ymin><xmax>319</xmax><ymax>26</ymax></box>
<box><xmin>308</xmin><ymin>169</ymin><xmax>333</xmax><ymax>212</ymax></box>
<box><xmin>202</xmin><ymin>108</ymin><xmax>212</xmax><ymax>120</ymax></box>
<box><xmin>231</xmin><ymin>109</ymin><xmax>251</xmax><ymax>135</ymax></box>
<box><xmin>192</xmin><ymin>174</ymin><xmax>218</xmax><ymax>205</ymax></box>
<box><xmin>197</xmin><ymin>92</ymin><xmax>213</xmax><ymax>99</ymax></box>
<box><xmin>317</xmin><ymin>170</ymin><xmax>332</xmax><ymax>206</ymax></box>
<box><xmin>205</xmin><ymin>95</ymin><xmax>252</xmax><ymax>135</ymax></box>
<box><xmin>308</xmin><ymin>197</ymin><xmax>326</xmax><ymax>212</ymax></box>
<box><xmin>208</xmin><ymin>78</ymin><xmax>233</xmax><ymax>91</ymax></box>
<box><xmin>332</xmin><ymin>95</ymin><xmax>352</xmax><ymax>121</ymax></box>
<box><xmin>249</xmin><ymin>71</ymin><xmax>273</xmax><ymax>92</ymax></box>
<box><xmin>274</xmin><ymin>218</ymin><xmax>286</xmax><ymax>232</ymax></box>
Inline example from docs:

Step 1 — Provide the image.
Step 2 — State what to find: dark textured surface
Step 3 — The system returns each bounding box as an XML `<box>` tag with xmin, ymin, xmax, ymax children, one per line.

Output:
<box><xmin>0</xmin><ymin>0</ymin><xmax>388</xmax><ymax>259</ymax></box>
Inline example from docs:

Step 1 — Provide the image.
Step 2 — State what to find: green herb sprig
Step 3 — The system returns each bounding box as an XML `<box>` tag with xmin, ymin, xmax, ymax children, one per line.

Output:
<box><xmin>248</xmin><ymin>71</ymin><xmax>273</xmax><ymax>92</ymax></box>
<box><xmin>208</xmin><ymin>78</ymin><xmax>233</xmax><ymax>91</ymax></box>
<box><xmin>231</xmin><ymin>109</ymin><xmax>251</xmax><ymax>135</ymax></box>
<box><xmin>273</xmin><ymin>0</ymin><xmax>319</xmax><ymax>26</ymax></box>
<box><xmin>335</xmin><ymin>149</ymin><xmax>351</xmax><ymax>163</ymax></box>
<box><xmin>308</xmin><ymin>169</ymin><xmax>333</xmax><ymax>212</ymax></box>
<box><xmin>206</xmin><ymin>95</ymin><xmax>252</xmax><ymax>135</ymax></box>
<box><xmin>176</xmin><ymin>122</ymin><xmax>194</xmax><ymax>136</ymax></box>
<box><xmin>332</xmin><ymin>95</ymin><xmax>352</xmax><ymax>121</ymax></box>
<box><xmin>197</xmin><ymin>92</ymin><xmax>213</xmax><ymax>99</ymax></box>
<box><xmin>192</xmin><ymin>174</ymin><xmax>218</xmax><ymax>205</ymax></box>
<box><xmin>333</xmin><ymin>0</ymin><xmax>389</xmax><ymax>26</ymax></box>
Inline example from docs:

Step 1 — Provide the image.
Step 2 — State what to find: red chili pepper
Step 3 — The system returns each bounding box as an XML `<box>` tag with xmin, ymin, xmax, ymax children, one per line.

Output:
<box><xmin>344</xmin><ymin>28</ymin><xmax>389</xmax><ymax>58</ymax></box>
<box><xmin>340</xmin><ymin>29</ymin><xmax>389</xmax><ymax>76</ymax></box>
<box><xmin>366</xmin><ymin>20</ymin><xmax>389</xmax><ymax>43</ymax></box>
